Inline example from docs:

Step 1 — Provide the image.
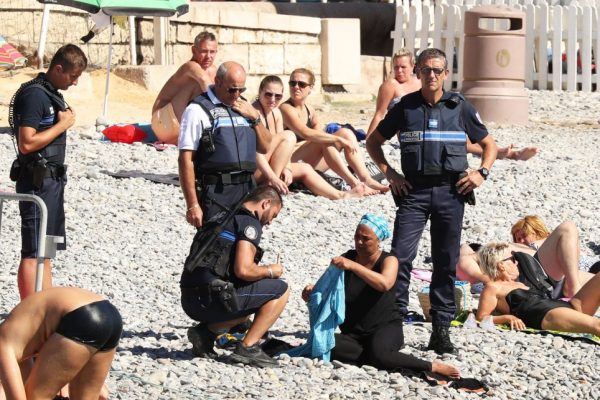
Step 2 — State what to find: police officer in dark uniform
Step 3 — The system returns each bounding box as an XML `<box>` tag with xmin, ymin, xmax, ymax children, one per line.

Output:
<box><xmin>9</xmin><ymin>44</ymin><xmax>87</xmax><ymax>300</ymax></box>
<box><xmin>180</xmin><ymin>186</ymin><xmax>289</xmax><ymax>368</ymax></box>
<box><xmin>367</xmin><ymin>48</ymin><xmax>497</xmax><ymax>355</ymax></box>
<box><xmin>178</xmin><ymin>61</ymin><xmax>272</xmax><ymax>226</ymax></box>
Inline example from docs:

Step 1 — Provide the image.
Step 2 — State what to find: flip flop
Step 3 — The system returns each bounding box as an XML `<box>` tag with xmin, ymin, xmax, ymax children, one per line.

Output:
<box><xmin>420</xmin><ymin>372</ymin><xmax>489</xmax><ymax>394</ymax></box>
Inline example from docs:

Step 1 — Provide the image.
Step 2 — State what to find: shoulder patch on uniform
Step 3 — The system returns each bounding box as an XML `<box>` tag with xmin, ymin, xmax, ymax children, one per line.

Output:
<box><xmin>244</xmin><ymin>225</ymin><xmax>258</xmax><ymax>240</ymax></box>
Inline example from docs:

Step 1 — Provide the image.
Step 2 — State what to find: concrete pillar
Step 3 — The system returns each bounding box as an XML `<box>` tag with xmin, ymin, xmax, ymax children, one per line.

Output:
<box><xmin>320</xmin><ymin>18</ymin><xmax>361</xmax><ymax>85</ymax></box>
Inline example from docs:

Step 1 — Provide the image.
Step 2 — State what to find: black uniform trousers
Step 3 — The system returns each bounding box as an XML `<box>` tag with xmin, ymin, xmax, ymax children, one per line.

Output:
<box><xmin>392</xmin><ymin>181</ymin><xmax>465</xmax><ymax>326</ymax></box>
<box><xmin>198</xmin><ymin>180</ymin><xmax>255</xmax><ymax>223</ymax></box>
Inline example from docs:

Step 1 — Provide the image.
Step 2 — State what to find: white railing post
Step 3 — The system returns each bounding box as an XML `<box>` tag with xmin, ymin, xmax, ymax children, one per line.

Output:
<box><xmin>595</xmin><ymin>4</ymin><xmax>600</xmax><ymax>91</ymax></box>
<box><xmin>566</xmin><ymin>4</ymin><xmax>578</xmax><ymax>90</ymax></box>
<box><xmin>552</xmin><ymin>6</ymin><xmax>564</xmax><ymax>90</ymax></box>
<box><xmin>537</xmin><ymin>3</ymin><xmax>550</xmax><ymax>90</ymax></box>
<box><xmin>581</xmin><ymin>5</ymin><xmax>593</xmax><ymax>91</ymax></box>
<box><xmin>0</xmin><ymin>192</ymin><xmax>49</xmax><ymax>292</ymax></box>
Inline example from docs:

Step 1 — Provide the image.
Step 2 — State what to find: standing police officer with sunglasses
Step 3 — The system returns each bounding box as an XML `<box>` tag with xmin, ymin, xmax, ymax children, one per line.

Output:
<box><xmin>178</xmin><ymin>61</ymin><xmax>272</xmax><ymax>226</ymax></box>
<box><xmin>367</xmin><ymin>48</ymin><xmax>497</xmax><ymax>355</ymax></box>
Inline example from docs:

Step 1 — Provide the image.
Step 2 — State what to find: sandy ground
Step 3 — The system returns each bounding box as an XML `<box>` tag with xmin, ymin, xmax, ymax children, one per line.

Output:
<box><xmin>0</xmin><ymin>68</ymin><xmax>157</xmax><ymax>128</ymax></box>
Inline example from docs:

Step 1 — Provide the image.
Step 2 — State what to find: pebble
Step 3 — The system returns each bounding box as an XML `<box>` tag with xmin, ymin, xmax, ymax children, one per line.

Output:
<box><xmin>1</xmin><ymin>91</ymin><xmax>599</xmax><ymax>399</ymax></box>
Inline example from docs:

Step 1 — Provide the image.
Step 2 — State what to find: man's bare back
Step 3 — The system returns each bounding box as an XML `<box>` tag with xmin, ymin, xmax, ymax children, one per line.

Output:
<box><xmin>0</xmin><ymin>287</ymin><xmax>103</xmax><ymax>360</ymax></box>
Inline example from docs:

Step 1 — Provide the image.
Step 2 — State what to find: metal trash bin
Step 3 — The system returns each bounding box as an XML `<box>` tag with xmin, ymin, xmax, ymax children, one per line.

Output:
<box><xmin>461</xmin><ymin>5</ymin><xmax>528</xmax><ymax>124</ymax></box>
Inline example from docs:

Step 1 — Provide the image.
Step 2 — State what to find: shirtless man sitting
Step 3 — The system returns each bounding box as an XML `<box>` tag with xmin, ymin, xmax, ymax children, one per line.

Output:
<box><xmin>0</xmin><ymin>287</ymin><xmax>122</xmax><ymax>400</ymax></box>
<box><xmin>151</xmin><ymin>31</ymin><xmax>218</xmax><ymax>144</ymax></box>
<box><xmin>476</xmin><ymin>242</ymin><xmax>600</xmax><ymax>335</ymax></box>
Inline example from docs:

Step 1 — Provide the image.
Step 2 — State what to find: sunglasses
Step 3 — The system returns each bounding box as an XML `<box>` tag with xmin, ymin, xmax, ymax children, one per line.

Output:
<box><xmin>227</xmin><ymin>87</ymin><xmax>246</xmax><ymax>94</ymax></box>
<box><xmin>501</xmin><ymin>255</ymin><xmax>516</xmax><ymax>263</ymax></box>
<box><xmin>419</xmin><ymin>67</ymin><xmax>445</xmax><ymax>76</ymax></box>
<box><xmin>264</xmin><ymin>92</ymin><xmax>283</xmax><ymax>100</ymax></box>
<box><xmin>289</xmin><ymin>80</ymin><xmax>310</xmax><ymax>89</ymax></box>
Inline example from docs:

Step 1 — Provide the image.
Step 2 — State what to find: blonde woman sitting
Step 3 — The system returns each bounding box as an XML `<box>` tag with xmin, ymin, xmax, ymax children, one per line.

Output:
<box><xmin>476</xmin><ymin>242</ymin><xmax>600</xmax><ymax>334</ymax></box>
<box><xmin>253</xmin><ymin>75</ymin><xmax>368</xmax><ymax>200</ymax></box>
<box><xmin>280</xmin><ymin>68</ymin><xmax>389</xmax><ymax>195</ymax></box>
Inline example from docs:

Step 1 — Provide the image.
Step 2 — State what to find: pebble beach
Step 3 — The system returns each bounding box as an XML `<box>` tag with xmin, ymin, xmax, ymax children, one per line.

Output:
<box><xmin>0</xmin><ymin>77</ymin><xmax>599</xmax><ymax>399</ymax></box>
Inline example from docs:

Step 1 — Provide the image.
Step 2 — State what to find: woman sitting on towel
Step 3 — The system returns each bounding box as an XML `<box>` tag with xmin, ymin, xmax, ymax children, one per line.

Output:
<box><xmin>302</xmin><ymin>214</ymin><xmax>460</xmax><ymax>378</ymax></box>
<box><xmin>252</xmin><ymin>75</ymin><xmax>368</xmax><ymax>200</ymax></box>
<box><xmin>476</xmin><ymin>242</ymin><xmax>600</xmax><ymax>334</ymax></box>
<box><xmin>279</xmin><ymin>68</ymin><xmax>388</xmax><ymax>195</ymax></box>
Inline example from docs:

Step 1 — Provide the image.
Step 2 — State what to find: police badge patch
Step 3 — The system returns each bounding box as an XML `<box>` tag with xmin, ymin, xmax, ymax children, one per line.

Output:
<box><xmin>244</xmin><ymin>225</ymin><xmax>258</xmax><ymax>240</ymax></box>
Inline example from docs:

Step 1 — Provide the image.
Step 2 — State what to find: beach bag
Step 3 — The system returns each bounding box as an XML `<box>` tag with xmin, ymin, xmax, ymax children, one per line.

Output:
<box><xmin>418</xmin><ymin>281</ymin><xmax>472</xmax><ymax>322</ymax></box>
<box><xmin>513</xmin><ymin>251</ymin><xmax>555</xmax><ymax>298</ymax></box>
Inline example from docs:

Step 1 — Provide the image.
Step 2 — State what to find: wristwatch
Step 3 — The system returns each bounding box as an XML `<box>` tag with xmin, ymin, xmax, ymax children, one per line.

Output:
<box><xmin>249</xmin><ymin>115</ymin><xmax>261</xmax><ymax>127</ymax></box>
<box><xmin>478</xmin><ymin>167</ymin><xmax>490</xmax><ymax>180</ymax></box>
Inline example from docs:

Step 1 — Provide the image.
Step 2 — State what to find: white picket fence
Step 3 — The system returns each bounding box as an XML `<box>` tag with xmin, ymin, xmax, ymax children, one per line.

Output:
<box><xmin>392</xmin><ymin>0</ymin><xmax>600</xmax><ymax>91</ymax></box>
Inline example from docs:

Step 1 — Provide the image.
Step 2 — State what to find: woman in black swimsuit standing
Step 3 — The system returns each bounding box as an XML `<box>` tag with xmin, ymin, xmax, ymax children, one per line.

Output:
<box><xmin>279</xmin><ymin>68</ymin><xmax>389</xmax><ymax>195</ymax></box>
<box><xmin>302</xmin><ymin>214</ymin><xmax>460</xmax><ymax>378</ymax></box>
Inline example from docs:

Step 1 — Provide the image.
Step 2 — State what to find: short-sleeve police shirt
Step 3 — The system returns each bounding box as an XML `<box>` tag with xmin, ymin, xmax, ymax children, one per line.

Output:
<box><xmin>233</xmin><ymin>210</ymin><xmax>262</xmax><ymax>250</ymax></box>
<box><xmin>14</xmin><ymin>76</ymin><xmax>66</xmax><ymax>165</ymax></box>
<box><xmin>377</xmin><ymin>90</ymin><xmax>488</xmax><ymax>144</ymax></box>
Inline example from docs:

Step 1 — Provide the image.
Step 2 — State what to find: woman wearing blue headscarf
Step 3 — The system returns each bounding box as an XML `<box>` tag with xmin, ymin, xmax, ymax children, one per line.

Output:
<box><xmin>302</xmin><ymin>214</ymin><xmax>460</xmax><ymax>377</ymax></box>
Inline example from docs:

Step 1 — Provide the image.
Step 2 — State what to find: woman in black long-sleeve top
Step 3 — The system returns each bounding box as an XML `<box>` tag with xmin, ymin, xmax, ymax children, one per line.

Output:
<box><xmin>302</xmin><ymin>214</ymin><xmax>460</xmax><ymax>378</ymax></box>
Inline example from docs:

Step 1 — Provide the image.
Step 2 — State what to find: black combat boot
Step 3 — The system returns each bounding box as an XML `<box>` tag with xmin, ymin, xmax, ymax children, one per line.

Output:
<box><xmin>427</xmin><ymin>325</ymin><xmax>458</xmax><ymax>355</ymax></box>
<box><xmin>187</xmin><ymin>323</ymin><xmax>217</xmax><ymax>359</ymax></box>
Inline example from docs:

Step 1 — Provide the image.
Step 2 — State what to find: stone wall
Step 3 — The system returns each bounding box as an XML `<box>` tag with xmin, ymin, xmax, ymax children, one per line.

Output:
<box><xmin>1</xmin><ymin>1</ymin><xmax>386</xmax><ymax>98</ymax></box>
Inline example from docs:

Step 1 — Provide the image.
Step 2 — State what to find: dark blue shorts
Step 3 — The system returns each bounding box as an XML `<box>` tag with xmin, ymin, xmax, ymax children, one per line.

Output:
<box><xmin>181</xmin><ymin>278</ymin><xmax>288</xmax><ymax>324</ymax></box>
<box><xmin>16</xmin><ymin>176</ymin><xmax>67</xmax><ymax>258</ymax></box>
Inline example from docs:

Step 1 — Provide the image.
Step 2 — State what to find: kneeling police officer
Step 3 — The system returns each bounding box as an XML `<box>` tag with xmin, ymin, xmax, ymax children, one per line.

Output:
<box><xmin>180</xmin><ymin>185</ymin><xmax>288</xmax><ymax>368</ymax></box>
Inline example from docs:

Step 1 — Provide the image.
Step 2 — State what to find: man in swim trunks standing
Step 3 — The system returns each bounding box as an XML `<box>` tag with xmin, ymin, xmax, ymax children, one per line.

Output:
<box><xmin>10</xmin><ymin>44</ymin><xmax>87</xmax><ymax>300</ymax></box>
<box><xmin>0</xmin><ymin>287</ymin><xmax>122</xmax><ymax>399</ymax></box>
<box><xmin>151</xmin><ymin>31</ymin><xmax>218</xmax><ymax>144</ymax></box>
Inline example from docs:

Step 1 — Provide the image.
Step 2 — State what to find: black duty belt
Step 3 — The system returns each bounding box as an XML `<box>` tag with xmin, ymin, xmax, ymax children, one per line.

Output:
<box><xmin>408</xmin><ymin>172</ymin><xmax>459</xmax><ymax>187</ymax></box>
<box><xmin>182</xmin><ymin>285</ymin><xmax>211</xmax><ymax>297</ymax></box>
<box><xmin>200</xmin><ymin>172</ymin><xmax>253</xmax><ymax>185</ymax></box>
<box><xmin>23</xmin><ymin>163</ymin><xmax>67</xmax><ymax>179</ymax></box>
<box><xmin>46</xmin><ymin>164</ymin><xmax>67</xmax><ymax>179</ymax></box>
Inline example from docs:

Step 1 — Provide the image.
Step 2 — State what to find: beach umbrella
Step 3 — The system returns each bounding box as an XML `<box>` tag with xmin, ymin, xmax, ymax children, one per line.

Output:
<box><xmin>36</xmin><ymin>0</ymin><xmax>189</xmax><ymax>17</ymax></box>
<box><xmin>0</xmin><ymin>36</ymin><xmax>27</xmax><ymax>70</ymax></box>
<box><xmin>36</xmin><ymin>0</ymin><xmax>189</xmax><ymax>117</ymax></box>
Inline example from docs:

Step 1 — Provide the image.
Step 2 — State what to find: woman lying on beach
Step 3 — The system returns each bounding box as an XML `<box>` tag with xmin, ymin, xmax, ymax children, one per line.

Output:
<box><xmin>511</xmin><ymin>215</ymin><xmax>600</xmax><ymax>274</ymax></box>
<box><xmin>476</xmin><ymin>242</ymin><xmax>600</xmax><ymax>334</ymax></box>
<box><xmin>280</xmin><ymin>68</ymin><xmax>388</xmax><ymax>195</ymax></box>
<box><xmin>366</xmin><ymin>48</ymin><xmax>538</xmax><ymax>161</ymax></box>
<box><xmin>252</xmin><ymin>75</ymin><xmax>368</xmax><ymax>200</ymax></box>
<box><xmin>457</xmin><ymin>221</ymin><xmax>594</xmax><ymax>298</ymax></box>
<box><xmin>302</xmin><ymin>214</ymin><xmax>460</xmax><ymax>379</ymax></box>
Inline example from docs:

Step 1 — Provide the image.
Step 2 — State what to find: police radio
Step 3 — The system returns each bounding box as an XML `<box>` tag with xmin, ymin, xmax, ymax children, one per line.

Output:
<box><xmin>201</xmin><ymin>126</ymin><xmax>216</xmax><ymax>154</ymax></box>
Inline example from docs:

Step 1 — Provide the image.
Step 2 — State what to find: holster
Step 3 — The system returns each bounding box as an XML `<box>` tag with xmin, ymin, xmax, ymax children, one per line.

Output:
<box><xmin>209</xmin><ymin>279</ymin><xmax>239</xmax><ymax>313</ymax></box>
<box><xmin>9</xmin><ymin>158</ymin><xmax>22</xmax><ymax>182</ymax></box>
